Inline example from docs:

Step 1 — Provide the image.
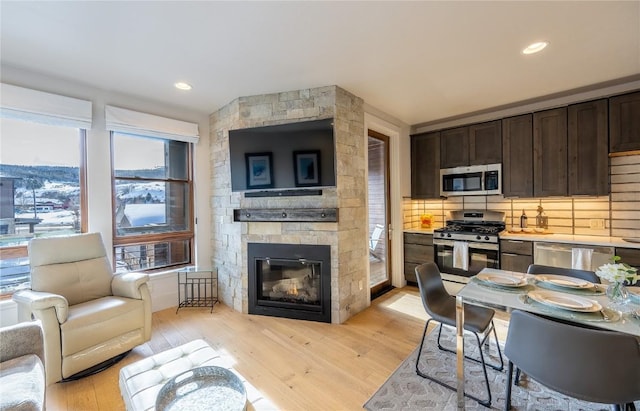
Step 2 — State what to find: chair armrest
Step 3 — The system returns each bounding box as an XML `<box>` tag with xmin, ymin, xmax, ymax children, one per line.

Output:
<box><xmin>12</xmin><ymin>290</ymin><xmax>69</xmax><ymax>323</ymax></box>
<box><xmin>112</xmin><ymin>272</ymin><xmax>150</xmax><ymax>299</ymax></box>
<box><xmin>0</xmin><ymin>321</ymin><xmax>44</xmax><ymax>365</ymax></box>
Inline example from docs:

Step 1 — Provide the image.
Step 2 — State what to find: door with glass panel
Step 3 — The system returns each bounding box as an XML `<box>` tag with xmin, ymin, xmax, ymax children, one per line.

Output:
<box><xmin>368</xmin><ymin>130</ymin><xmax>391</xmax><ymax>297</ymax></box>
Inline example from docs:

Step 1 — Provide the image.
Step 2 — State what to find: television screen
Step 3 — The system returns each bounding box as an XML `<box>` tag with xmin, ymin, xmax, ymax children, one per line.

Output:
<box><xmin>229</xmin><ymin>118</ymin><xmax>336</xmax><ymax>192</ymax></box>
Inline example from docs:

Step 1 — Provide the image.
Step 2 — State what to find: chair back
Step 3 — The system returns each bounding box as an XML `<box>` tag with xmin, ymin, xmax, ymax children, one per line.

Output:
<box><xmin>369</xmin><ymin>224</ymin><xmax>384</xmax><ymax>251</ymax></box>
<box><xmin>526</xmin><ymin>264</ymin><xmax>600</xmax><ymax>283</ymax></box>
<box><xmin>29</xmin><ymin>233</ymin><xmax>113</xmax><ymax>305</ymax></box>
<box><xmin>505</xmin><ymin>310</ymin><xmax>640</xmax><ymax>404</ymax></box>
<box><xmin>414</xmin><ymin>262</ymin><xmax>453</xmax><ymax>321</ymax></box>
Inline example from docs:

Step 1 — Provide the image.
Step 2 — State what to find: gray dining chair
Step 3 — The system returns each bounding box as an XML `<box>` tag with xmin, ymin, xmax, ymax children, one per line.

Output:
<box><xmin>526</xmin><ymin>263</ymin><xmax>600</xmax><ymax>284</ymax></box>
<box><xmin>414</xmin><ymin>262</ymin><xmax>503</xmax><ymax>407</ymax></box>
<box><xmin>504</xmin><ymin>310</ymin><xmax>640</xmax><ymax>411</ymax></box>
<box><xmin>515</xmin><ymin>264</ymin><xmax>602</xmax><ymax>385</ymax></box>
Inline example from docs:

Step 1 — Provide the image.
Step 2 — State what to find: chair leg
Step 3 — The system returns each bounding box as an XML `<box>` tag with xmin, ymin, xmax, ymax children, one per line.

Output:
<box><xmin>514</xmin><ymin>367</ymin><xmax>522</xmax><ymax>386</ymax></box>
<box><xmin>416</xmin><ymin>320</ymin><xmax>492</xmax><ymax>408</ymax></box>
<box><xmin>472</xmin><ymin>330</ymin><xmax>493</xmax><ymax>407</ymax></box>
<box><xmin>436</xmin><ymin>320</ymin><xmax>504</xmax><ymax>371</ymax></box>
<box><xmin>505</xmin><ymin>361</ymin><xmax>513</xmax><ymax>411</ymax></box>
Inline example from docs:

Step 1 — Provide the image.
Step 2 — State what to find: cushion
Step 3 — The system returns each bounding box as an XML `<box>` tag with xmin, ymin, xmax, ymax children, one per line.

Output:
<box><xmin>0</xmin><ymin>354</ymin><xmax>45</xmax><ymax>411</ymax></box>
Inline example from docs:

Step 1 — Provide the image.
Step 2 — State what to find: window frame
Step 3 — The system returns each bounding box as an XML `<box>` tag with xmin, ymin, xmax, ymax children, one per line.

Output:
<box><xmin>110</xmin><ymin>132</ymin><xmax>195</xmax><ymax>273</ymax></box>
<box><xmin>0</xmin><ymin>127</ymin><xmax>87</xmax><ymax>297</ymax></box>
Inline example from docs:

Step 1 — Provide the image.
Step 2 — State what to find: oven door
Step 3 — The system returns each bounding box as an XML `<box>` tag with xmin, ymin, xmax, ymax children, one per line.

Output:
<box><xmin>434</xmin><ymin>239</ymin><xmax>500</xmax><ymax>278</ymax></box>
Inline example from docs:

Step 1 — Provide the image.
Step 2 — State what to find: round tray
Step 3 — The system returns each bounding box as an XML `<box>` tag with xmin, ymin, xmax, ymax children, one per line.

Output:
<box><xmin>156</xmin><ymin>366</ymin><xmax>246</xmax><ymax>411</ymax></box>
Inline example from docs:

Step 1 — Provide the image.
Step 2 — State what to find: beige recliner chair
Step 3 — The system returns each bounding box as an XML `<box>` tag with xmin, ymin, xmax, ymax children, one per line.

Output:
<box><xmin>13</xmin><ymin>232</ymin><xmax>151</xmax><ymax>385</ymax></box>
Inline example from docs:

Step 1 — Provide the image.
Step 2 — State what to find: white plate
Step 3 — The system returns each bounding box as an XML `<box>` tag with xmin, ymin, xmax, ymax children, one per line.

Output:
<box><xmin>536</xmin><ymin>274</ymin><xmax>593</xmax><ymax>289</ymax></box>
<box><xmin>527</xmin><ymin>290</ymin><xmax>602</xmax><ymax>312</ymax></box>
<box><xmin>476</xmin><ymin>272</ymin><xmax>527</xmax><ymax>288</ymax></box>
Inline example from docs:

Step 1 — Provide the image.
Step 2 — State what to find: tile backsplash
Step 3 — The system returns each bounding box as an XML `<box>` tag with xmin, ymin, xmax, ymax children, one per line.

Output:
<box><xmin>403</xmin><ymin>154</ymin><xmax>640</xmax><ymax>239</ymax></box>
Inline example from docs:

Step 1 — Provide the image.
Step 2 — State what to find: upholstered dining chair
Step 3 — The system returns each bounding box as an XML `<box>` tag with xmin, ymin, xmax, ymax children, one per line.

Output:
<box><xmin>414</xmin><ymin>262</ymin><xmax>504</xmax><ymax>407</ymax></box>
<box><xmin>504</xmin><ymin>310</ymin><xmax>640</xmax><ymax>411</ymax></box>
<box><xmin>526</xmin><ymin>264</ymin><xmax>600</xmax><ymax>284</ymax></box>
<box><xmin>514</xmin><ymin>264</ymin><xmax>602</xmax><ymax>385</ymax></box>
<box><xmin>12</xmin><ymin>232</ymin><xmax>152</xmax><ymax>385</ymax></box>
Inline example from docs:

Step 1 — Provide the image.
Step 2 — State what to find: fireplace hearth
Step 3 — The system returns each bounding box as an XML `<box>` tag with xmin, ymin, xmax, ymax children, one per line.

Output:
<box><xmin>248</xmin><ymin>243</ymin><xmax>331</xmax><ymax>323</ymax></box>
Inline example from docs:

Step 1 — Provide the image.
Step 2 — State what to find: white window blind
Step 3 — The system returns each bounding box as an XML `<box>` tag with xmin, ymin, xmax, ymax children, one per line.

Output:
<box><xmin>105</xmin><ymin>105</ymin><xmax>199</xmax><ymax>143</ymax></box>
<box><xmin>0</xmin><ymin>83</ymin><xmax>92</xmax><ymax>128</ymax></box>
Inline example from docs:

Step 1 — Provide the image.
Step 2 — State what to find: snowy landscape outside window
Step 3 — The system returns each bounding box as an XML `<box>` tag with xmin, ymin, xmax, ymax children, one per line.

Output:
<box><xmin>0</xmin><ymin>117</ymin><xmax>86</xmax><ymax>295</ymax></box>
<box><xmin>111</xmin><ymin>132</ymin><xmax>193</xmax><ymax>272</ymax></box>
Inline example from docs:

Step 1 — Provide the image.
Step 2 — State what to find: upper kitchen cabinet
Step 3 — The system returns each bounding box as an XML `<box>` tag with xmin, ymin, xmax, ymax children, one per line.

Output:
<box><xmin>502</xmin><ymin>114</ymin><xmax>533</xmax><ymax>197</ymax></box>
<box><xmin>440</xmin><ymin>120</ymin><xmax>502</xmax><ymax>168</ymax></box>
<box><xmin>440</xmin><ymin>127</ymin><xmax>469</xmax><ymax>168</ymax></box>
<box><xmin>534</xmin><ymin>107</ymin><xmax>568</xmax><ymax>197</ymax></box>
<box><xmin>469</xmin><ymin>120</ymin><xmax>502</xmax><ymax>165</ymax></box>
<box><xmin>411</xmin><ymin>131</ymin><xmax>441</xmax><ymax>198</ymax></box>
<box><xmin>568</xmin><ymin>99</ymin><xmax>609</xmax><ymax>196</ymax></box>
<box><xmin>609</xmin><ymin>90</ymin><xmax>640</xmax><ymax>153</ymax></box>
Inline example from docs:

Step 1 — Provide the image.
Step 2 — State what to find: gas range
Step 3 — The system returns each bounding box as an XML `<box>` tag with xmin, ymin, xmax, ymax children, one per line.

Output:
<box><xmin>434</xmin><ymin>210</ymin><xmax>505</xmax><ymax>244</ymax></box>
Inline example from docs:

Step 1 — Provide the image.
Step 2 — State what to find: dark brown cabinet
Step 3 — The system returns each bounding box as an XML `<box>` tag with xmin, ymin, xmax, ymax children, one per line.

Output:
<box><xmin>404</xmin><ymin>232</ymin><xmax>434</xmax><ymax>283</ymax></box>
<box><xmin>500</xmin><ymin>239</ymin><xmax>533</xmax><ymax>273</ymax></box>
<box><xmin>502</xmin><ymin>114</ymin><xmax>533</xmax><ymax>197</ymax></box>
<box><xmin>609</xmin><ymin>91</ymin><xmax>640</xmax><ymax>153</ymax></box>
<box><xmin>615</xmin><ymin>247</ymin><xmax>640</xmax><ymax>271</ymax></box>
<box><xmin>410</xmin><ymin>132</ymin><xmax>440</xmax><ymax>199</ymax></box>
<box><xmin>534</xmin><ymin>107</ymin><xmax>568</xmax><ymax>197</ymax></box>
<box><xmin>440</xmin><ymin>127</ymin><xmax>468</xmax><ymax>168</ymax></box>
<box><xmin>440</xmin><ymin>121</ymin><xmax>502</xmax><ymax>168</ymax></box>
<box><xmin>469</xmin><ymin>120</ymin><xmax>502</xmax><ymax>165</ymax></box>
<box><xmin>568</xmin><ymin>99</ymin><xmax>609</xmax><ymax>196</ymax></box>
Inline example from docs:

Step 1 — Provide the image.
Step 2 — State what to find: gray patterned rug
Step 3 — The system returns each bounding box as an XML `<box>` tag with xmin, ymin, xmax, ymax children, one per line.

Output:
<box><xmin>364</xmin><ymin>326</ymin><xmax>638</xmax><ymax>410</ymax></box>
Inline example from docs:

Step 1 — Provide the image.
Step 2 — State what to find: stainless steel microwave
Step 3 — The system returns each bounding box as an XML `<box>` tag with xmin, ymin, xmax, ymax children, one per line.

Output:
<box><xmin>440</xmin><ymin>163</ymin><xmax>502</xmax><ymax>197</ymax></box>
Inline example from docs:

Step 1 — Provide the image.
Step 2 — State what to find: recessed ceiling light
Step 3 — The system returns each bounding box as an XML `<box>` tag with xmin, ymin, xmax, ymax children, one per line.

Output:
<box><xmin>174</xmin><ymin>82</ymin><xmax>192</xmax><ymax>91</ymax></box>
<box><xmin>522</xmin><ymin>41</ymin><xmax>549</xmax><ymax>55</ymax></box>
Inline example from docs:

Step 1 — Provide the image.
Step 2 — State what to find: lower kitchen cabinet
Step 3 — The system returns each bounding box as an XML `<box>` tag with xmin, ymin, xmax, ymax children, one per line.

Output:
<box><xmin>615</xmin><ymin>247</ymin><xmax>640</xmax><ymax>271</ymax></box>
<box><xmin>500</xmin><ymin>239</ymin><xmax>533</xmax><ymax>273</ymax></box>
<box><xmin>404</xmin><ymin>232</ymin><xmax>434</xmax><ymax>283</ymax></box>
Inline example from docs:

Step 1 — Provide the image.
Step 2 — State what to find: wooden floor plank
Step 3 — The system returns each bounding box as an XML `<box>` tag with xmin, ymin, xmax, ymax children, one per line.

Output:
<box><xmin>45</xmin><ymin>286</ymin><xmax>429</xmax><ymax>410</ymax></box>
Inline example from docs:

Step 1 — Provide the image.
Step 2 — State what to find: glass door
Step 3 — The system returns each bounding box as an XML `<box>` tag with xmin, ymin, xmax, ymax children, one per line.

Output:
<box><xmin>368</xmin><ymin>130</ymin><xmax>391</xmax><ymax>297</ymax></box>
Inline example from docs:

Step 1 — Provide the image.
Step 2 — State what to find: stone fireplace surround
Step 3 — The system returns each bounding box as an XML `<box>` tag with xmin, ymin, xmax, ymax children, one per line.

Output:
<box><xmin>210</xmin><ymin>86</ymin><xmax>369</xmax><ymax>324</ymax></box>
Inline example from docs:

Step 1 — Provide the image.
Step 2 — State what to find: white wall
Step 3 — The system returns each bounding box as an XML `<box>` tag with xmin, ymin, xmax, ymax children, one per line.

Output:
<box><xmin>1</xmin><ymin>65</ymin><xmax>212</xmax><ymax>313</ymax></box>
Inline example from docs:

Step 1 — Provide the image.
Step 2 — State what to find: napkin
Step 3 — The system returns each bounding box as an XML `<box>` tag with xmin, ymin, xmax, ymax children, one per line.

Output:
<box><xmin>453</xmin><ymin>241</ymin><xmax>469</xmax><ymax>271</ymax></box>
<box><xmin>571</xmin><ymin>248</ymin><xmax>593</xmax><ymax>270</ymax></box>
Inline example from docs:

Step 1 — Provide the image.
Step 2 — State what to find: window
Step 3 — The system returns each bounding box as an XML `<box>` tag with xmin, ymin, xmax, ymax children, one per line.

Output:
<box><xmin>0</xmin><ymin>117</ymin><xmax>86</xmax><ymax>295</ymax></box>
<box><xmin>111</xmin><ymin>132</ymin><xmax>193</xmax><ymax>272</ymax></box>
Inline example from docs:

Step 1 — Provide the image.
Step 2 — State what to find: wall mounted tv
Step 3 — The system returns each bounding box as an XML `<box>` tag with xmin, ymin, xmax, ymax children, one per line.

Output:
<box><xmin>229</xmin><ymin>118</ymin><xmax>336</xmax><ymax>194</ymax></box>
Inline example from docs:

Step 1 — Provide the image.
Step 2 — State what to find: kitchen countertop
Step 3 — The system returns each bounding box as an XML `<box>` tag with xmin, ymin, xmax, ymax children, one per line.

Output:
<box><xmin>404</xmin><ymin>228</ymin><xmax>640</xmax><ymax>249</ymax></box>
<box><xmin>499</xmin><ymin>232</ymin><xmax>640</xmax><ymax>249</ymax></box>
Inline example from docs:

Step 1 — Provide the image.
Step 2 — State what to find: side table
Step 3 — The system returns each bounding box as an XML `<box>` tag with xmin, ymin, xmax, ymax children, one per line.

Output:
<box><xmin>176</xmin><ymin>266</ymin><xmax>218</xmax><ymax>313</ymax></box>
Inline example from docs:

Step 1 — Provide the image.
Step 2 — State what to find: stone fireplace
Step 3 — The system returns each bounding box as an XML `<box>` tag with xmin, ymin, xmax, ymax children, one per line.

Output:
<box><xmin>210</xmin><ymin>85</ymin><xmax>368</xmax><ymax>324</ymax></box>
<box><xmin>248</xmin><ymin>243</ymin><xmax>331</xmax><ymax>323</ymax></box>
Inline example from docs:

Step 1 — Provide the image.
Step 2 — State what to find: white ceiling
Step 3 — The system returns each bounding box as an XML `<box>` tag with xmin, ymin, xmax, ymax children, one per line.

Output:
<box><xmin>1</xmin><ymin>1</ymin><xmax>639</xmax><ymax>126</ymax></box>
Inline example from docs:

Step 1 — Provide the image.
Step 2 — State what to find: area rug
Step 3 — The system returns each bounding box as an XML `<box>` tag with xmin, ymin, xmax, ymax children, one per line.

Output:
<box><xmin>364</xmin><ymin>326</ymin><xmax>639</xmax><ymax>410</ymax></box>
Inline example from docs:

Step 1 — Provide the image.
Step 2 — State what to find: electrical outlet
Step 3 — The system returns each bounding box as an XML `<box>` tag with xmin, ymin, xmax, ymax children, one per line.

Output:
<box><xmin>589</xmin><ymin>219</ymin><xmax>605</xmax><ymax>230</ymax></box>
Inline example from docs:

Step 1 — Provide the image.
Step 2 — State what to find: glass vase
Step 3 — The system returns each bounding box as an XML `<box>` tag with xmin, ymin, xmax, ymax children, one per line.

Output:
<box><xmin>606</xmin><ymin>282</ymin><xmax>629</xmax><ymax>305</ymax></box>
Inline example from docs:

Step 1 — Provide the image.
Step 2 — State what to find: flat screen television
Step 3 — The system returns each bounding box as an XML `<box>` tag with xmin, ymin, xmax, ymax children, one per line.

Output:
<box><xmin>228</xmin><ymin>118</ymin><xmax>336</xmax><ymax>193</ymax></box>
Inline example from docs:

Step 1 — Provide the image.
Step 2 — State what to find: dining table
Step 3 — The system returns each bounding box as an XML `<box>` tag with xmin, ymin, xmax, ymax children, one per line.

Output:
<box><xmin>454</xmin><ymin>267</ymin><xmax>640</xmax><ymax>410</ymax></box>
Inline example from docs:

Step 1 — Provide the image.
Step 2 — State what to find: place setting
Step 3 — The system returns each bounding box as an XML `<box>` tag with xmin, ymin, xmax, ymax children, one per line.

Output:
<box><xmin>473</xmin><ymin>271</ymin><xmax>533</xmax><ymax>293</ymax></box>
<box><xmin>519</xmin><ymin>289</ymin><xmax>620</xmax><ymax>323</ymax></box>
<box><xmin>533</xmin><ymin>274</ymin><xmax>605</xmax><ymax>295</ymax></box>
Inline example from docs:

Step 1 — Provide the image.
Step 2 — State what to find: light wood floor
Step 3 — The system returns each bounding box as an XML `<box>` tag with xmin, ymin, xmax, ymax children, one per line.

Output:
<box><xmin>46</xmin><ymin>286</ymin><xmax>433</xmax><ymax>411</ymax></box>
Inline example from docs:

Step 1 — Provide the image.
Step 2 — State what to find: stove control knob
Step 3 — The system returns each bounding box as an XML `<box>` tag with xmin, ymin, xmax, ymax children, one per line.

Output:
<box><xmin>446</xmin><ymin>233</ymin><xmax>451</xmax><ymax>238</ymax></box>
<box><xmin>476</xmin><ymin>235</ymin><xmax>481</xmax><ymax>240</ymax></box>
<box><xmin>485</xmin><ymin>236</ymin><xmax>490</xmax><ymax>241</ymax></box>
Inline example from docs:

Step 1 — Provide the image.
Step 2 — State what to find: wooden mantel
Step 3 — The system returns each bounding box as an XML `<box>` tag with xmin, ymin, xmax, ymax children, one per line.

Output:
<box><xmin>233</xmin><ymin>208</ymin><xmax>338</xmax><ymax>222</ymax></box>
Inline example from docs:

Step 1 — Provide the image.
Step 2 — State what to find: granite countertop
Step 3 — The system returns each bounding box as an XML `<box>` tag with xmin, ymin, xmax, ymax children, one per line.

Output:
<box><xmin>499</xmin><ymin>232</ymin><xmax>640</xmax><ymax>249</ymax></box>
<box><xmin>403</xmin><ymin>228</ymin><xmax>640</xmax><ymax>249</ymax></box>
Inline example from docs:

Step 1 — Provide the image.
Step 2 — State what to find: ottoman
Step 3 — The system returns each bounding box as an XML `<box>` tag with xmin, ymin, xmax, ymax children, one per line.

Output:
<box><xmin>119</xmin><ymin>339</ymin><xmax>233</xmax><ymax>411</ymax></box>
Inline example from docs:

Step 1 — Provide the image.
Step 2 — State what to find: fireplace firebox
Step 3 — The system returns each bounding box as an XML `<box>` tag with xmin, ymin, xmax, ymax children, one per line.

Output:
<box><xmin>248</xmin><ymin>243</ymin><xmax>331</xmax><ymax>323</ymax></box>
